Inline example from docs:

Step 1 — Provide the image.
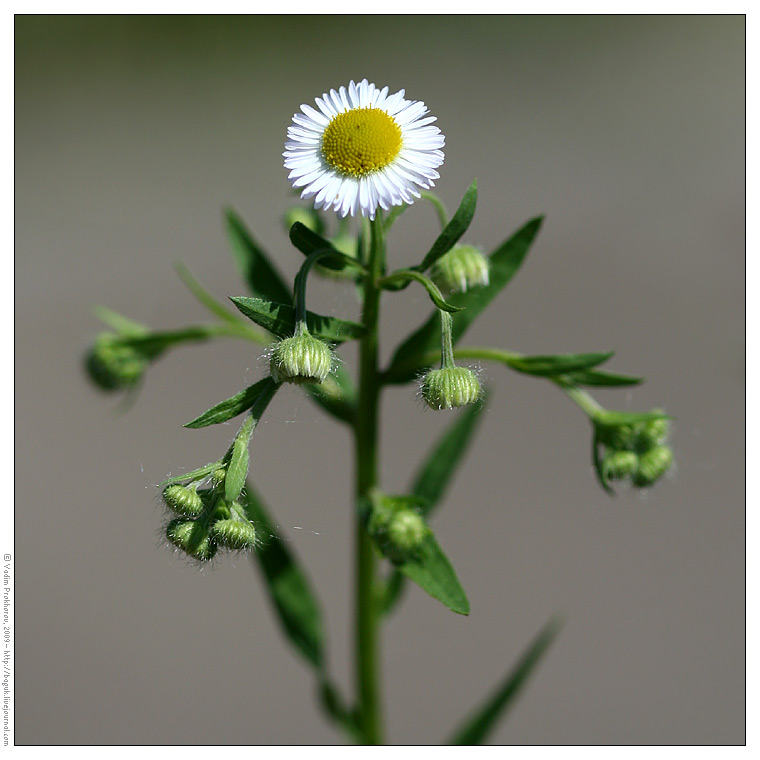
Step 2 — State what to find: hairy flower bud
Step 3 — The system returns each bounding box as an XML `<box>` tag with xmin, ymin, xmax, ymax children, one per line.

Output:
<box><xmin>430</xmin><ymin>245</ymin><xmax>490</xmax><ymax>294</ymax></box>
<box><xmin>420</xmin><ymin>366</ymin><xmax>481</xmax><ymax>410</ymax></box>
<box><xmin>209</xmin><ymin>518</ymin><xmax>258</xmax><ymax>551</ymax></box>
<box><xmin>162</xmin><ymin>484</ymin><xmax>204</xmax><ymax>517</ymax></box>
<box><xmin>602</xmin><ymin>450</ymin><xmax>639</xmax><ymax>481</ymax></box>
<box><xmin>84</xmin><ymin>333</ymin><xmax>148</xmax><ymax>391</ymax></box>
<box><xmin>165</xmin><ymin>519</ymin><xmax>217</xmax><ymax>562</ymax></box>
<box><xmin>632</xmin><ymin>445</ymin><xmax>673</xmax><ymax>488</ymax></box>
<box><xmin>270</xmin><ymin>329</ymin><xmax>333</xmax><ymax>385</ymax></box>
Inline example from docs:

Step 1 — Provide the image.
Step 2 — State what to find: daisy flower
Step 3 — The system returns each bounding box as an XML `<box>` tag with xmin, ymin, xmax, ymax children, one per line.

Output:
<box><xmin>284</xmin><ymin>79</ymin><xmax>445</xmax><ymax>220</ymax></box>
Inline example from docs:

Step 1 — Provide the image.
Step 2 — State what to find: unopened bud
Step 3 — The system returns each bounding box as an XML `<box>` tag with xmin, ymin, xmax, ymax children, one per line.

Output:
<box><xmin>270</xmin><ymin>328</ymin><xmax>333</xmax><ymax>385</ymax></box>
<box><xmin>430</xmin><ymin>245</ymin><xmax>490</xmax><ymax>294</ymax></box>
<box><xmin>420</xmin><ymin>366</ymin><xmax>481</xmax><ymax>410</ymax></box>
<box><xmin>368</xmin><ymin>495</ymin><xmax>430</xmax><ymax>564</ymax></box>
<box><xmin>165</xmin><ymin>519</ymin><xmax>217</xmax><ymax>562</ymax></box>
<box><xmin>602</xmin><ymin>450</ymin><xmax>638</xmax><ymax>481</ymax></box>
<box><xmin>84</xmin><ymin>333</ymin><xmax>147</xmax><ymax>391</ymax></box>
<box><xmin>632</xmin><ymin>445</ymin><xmax>673</xmax><ymax>488</ymax></box>
<box><xmin>209</xmin><ymin>518</ymin><xmax>258</xmax><ymax>551</ymax></box>
<box><xmin>210</xmin><ymin>468</ymin><xmax>227</xmax><ymax>486</ymax></box>
<box><xmin>162</xmin><ymin>484</ymin><xmax>204</xmax><ymax>517</ymax></box>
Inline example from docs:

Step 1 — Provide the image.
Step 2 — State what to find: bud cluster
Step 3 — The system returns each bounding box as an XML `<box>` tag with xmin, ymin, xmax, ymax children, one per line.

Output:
<box><xmin>161</xmin><ymin>468</ymin><xmax>258</xmax><ymax>562</ymax></box>
<box><xmin>368</xmin><ymin>495</ymin><xmax>430</xmax><ymax>564</ymax></box>
<box><xmin>596</xmin><ymin>412</ymin><xmax>674</xmax><ymax>489</ymax></box>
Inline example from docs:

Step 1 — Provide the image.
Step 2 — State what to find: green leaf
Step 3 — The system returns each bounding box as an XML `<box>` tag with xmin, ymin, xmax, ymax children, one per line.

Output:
<box><xmin>241</xmin><ymin>485</ymin><xmax>325</xmax><ymax>669</ymax></box>
<box><xmin>566</xmin><ymin>368</ymin><xmax>644</xmax><ymax>387</ymax></box>
<box><xmin>93</xmin><ymin>306</ymin><xmax>148</xmax><ymax>336</ymax></box>
<box><xmin>412</xmin><ymin>391</ymin><xmax>488</xmax><ymax>513</ymax></box>
<box><xmin>416</xmin><ymin>180</ymin><xmax>478</xmax><ymax>272</ymax></box>
<box><xmin>225</xmin><ymin>208</ymin><xmax>292</xmax><ymax>303</ymax></box>
<box><xmin>184</xmin><ymin>377</ymin><xmax>274</xmax><ymax>429</ymax></box>
<box><xmin>448</xmin><ymin>616</ymin><xmax>563</xmax><ymax>745</ymax></box>
<box><xmin>505</xmin><ymin>352</ymin><xmax>614</xmax><ymax>377</ymax></box>
<box><xmin>385</xmin><ymin>216</ymin><xmax>544</xmax><ymax>383</ymax></box>
<box><xmin>397</xmin><ymin>533</ymin><xmax>470</xmax><ymax>616</ymax></box>
<box><xmin>305</xmin><ymin>362</ymin><xmax>357</xmax><ymax>424</ymax></box>
<box><xmin>230</xmin><ymin>296</ymin><xmax>365</xmax><ymax>343</ymax></box>
<box><xmin>289</xmin><ymin>221</ymin><xmax>352</xmax><ymax>272</ymax></box>
<box><xmin>223</xmin><ymin>380</ymin><xmax>278</xmax><ymax>502</ymax></box>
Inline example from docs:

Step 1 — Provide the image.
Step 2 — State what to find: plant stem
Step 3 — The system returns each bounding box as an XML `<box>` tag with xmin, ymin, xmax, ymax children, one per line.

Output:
<box><xmin>353</xmin><ymin>216</ymin><xmax>385</xmax><ymax>744</ymax></box>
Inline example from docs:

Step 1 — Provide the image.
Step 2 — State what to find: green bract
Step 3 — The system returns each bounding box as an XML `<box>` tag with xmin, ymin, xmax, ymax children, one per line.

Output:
<box><xmin>270</xmin><ymin>328</ymin><xmax>333</xmax><ymax>385</ymax></box>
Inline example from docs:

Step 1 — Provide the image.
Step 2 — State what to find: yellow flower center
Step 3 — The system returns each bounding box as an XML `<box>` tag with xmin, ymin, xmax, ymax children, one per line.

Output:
<box><xmin>321</xmin><ymin>107</ymin><xmax>403</xmax><ymax>177</ymax></box>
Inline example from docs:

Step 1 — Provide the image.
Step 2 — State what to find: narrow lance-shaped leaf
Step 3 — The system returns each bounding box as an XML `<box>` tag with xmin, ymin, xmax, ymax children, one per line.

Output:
<box><xmin>386</xmin><ymin>216</ymin><xmax>544</xmax><ymax>383</ymax></box>
<box><xmin>504</xmin><ymin>351</ymin><xmax>614</xmax><ymax>378</ymax></box>
<box><xmin>448</xmin><ymin>616</ymin><xmax>563</xmax><ymax>745</ymax></box>
<box><xmin>566</xmin><ymin>368</ymin><xmax>644</xmax><ymax>387</ymax></box>
<box><xmin>241</xmin><ymin>484</ymin><xmax>325</xmax><ymax>668</ymax></box>
<box><xmin>223</xmin><ymin>379</ymin><xmax>278</xmax><ymax>502</ymax></box>
<box><xmin>289</xmin><ymin>221</ymin><xmax>353</xmax><ymax>272</ymax></box>
<box><xmin>412</xmin><ymin>390</ymin><xmax>488</xmax><ymax>513</ymax></box>
<box><xmin>305</xmin><ymin>361</ymin><xmax>357</xmax><ymax>424</ymax></box>
<box><xmin>225</xmin><ymin>208</ymin><xmax>292</xmax><ymax>304</ymax></box>
<box><xmin>397</xmin><ymin>534</ymin><xmax>470</xmax><ymax>616</ymax></box>
<box><xmin>230</xmin><ymin>296</ymin><xmax>365</xmax><ymax>343</ymax></box>
<box><xmin>415</xmin><ymin>180</ymin><xmax>478</xmax><ymax>273</ymax></box>
<box><xmin>242</xmin><ymin>485</ymin><xmax>358</xmax><ymax>737</ymax></box>
<box><xmin>184</xmin><ymin>377</ymin><xmax>274</xmax><ymax>429</ymax></box>
<box><xmin>383</xmin><ymin>397</ymin><xmax>488</xmax><ymax>616</ymax></box>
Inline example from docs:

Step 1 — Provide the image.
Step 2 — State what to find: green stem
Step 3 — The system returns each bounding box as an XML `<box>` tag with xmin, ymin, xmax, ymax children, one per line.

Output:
<box><xmin>419</xmin><ymin>190</ymin><xmax>449</xmax><ymax>229</ymax></box>
<box><xmin>353</xmin><ymin>215</ymin><xmax>385</xmax><ymax>744</ymax></box>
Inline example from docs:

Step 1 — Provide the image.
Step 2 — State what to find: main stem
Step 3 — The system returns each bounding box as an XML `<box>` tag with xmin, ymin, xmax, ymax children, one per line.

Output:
<box><xmin>354</xmin><ymin>216</ymin><xmax>385</xmax><ymax>744</ymax></box>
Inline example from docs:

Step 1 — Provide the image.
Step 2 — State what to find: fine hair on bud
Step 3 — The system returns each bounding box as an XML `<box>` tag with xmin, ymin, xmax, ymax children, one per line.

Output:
<box><xmin>420</xmin><ymin>366</ymin><xmax>481</xmax><ymax>410</ymax></box>
<box><xmin>162</xmin><ymin>484</ymin><xmax>205</xmax><ymax>517</ymax></box>
<box><xmin>632</xmin><ymin>445</ymin><xmax>674</xmax><ymax>488</ymax></box>
<box><xmin>430</xmin><ymin>244</ymin><xmax>490</xmax><ymax>294</ymax></box>
<box><xmin>269</xmin><ymin>329</ymin><xmax>333</xmax><ymax>385</ymax></box>
<box><xmin>209</xmin><ymin>518</ymin><xmax>258</xmax><ymax>552</ymax></box>
<box><xmin>165</xmin><ymin>518</ymin><xmax>217</xmax><ymax>562</ymax></box>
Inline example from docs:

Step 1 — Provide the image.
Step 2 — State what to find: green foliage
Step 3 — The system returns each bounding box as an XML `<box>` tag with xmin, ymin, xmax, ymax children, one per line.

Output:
<box><xmin>230</xmin><ymin>296</ymin><xmax>365</xmax><ymax>343</ymax></box>
<box><xmin>184</xmin><ymin>377</ymin><xmax>274</xmax><ymax>429</ymax></box>
<box><xmin>289</xmin><ymin>221</ymin><xmax>355</xmax><ymax>272</ymax></box>
<box><xmin>566</xmin><ymin>368</ymin><xmax>643</xmax><ymax>387</ymax></box>
<box><xmin>448</xmin><ymin>616</ymin><xmax>563</xmax><ymax>744</ymax></box>
<box><xmin>241</xmin><ymin>485</ymin><xmax>325</xmax><ymax>668</ymax></box>
<box><xmin>385</xmin><ymin>216</ymin><xmax>544</xmax><ymax>383</ymax></box>
<box><xmin>225</xmin><ymin>208</ymin><xmax>291</xmax><ymax>303</ymax></box>
<box><xmin>502</xmin><ymin>351</ymin><xmax>614</xmax><ymax>377</ymax></box>
<box><xmin>412</xmin><ymin>392</ymin><xmax>488</xmax><ymax>513</ymax></box>
<box><xmin>415</xmin><ymin>180</ymin><xmax>478</xmax><ymax>273</ymax></box>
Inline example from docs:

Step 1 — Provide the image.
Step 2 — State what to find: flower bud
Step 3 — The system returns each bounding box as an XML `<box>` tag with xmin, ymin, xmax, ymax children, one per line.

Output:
<box><xmin>84</xmin><ymin>333</ymin><xmax>148</xmax><ymax>391</ymax></box>
<box><xmin>210</xmin><ymin>468</ymin><xmax>227</xmax><ymax>487</ymax></box>
<box><xmin>430</xmin><ymin>245</ymin><xmax>490</xmax><ymax>294</ymax></box>
<box><xmin>368</xmin><ymin>496</ymin><xmax>430</xmax><ymax>564</ymax></box>
<box><xmin>638</xmin><ymin>415</ymin><xmax>670</xmax><ymax>450</ymax></box>
<box><xmin>420</xmin><ymin>366</ymin><xmax>481</xmax><ymax>410</ymax></box>
<box><xmin>632</xmin><ymin>445</ymin><xmax>673</xmax><ymax>488</ymax></box>
<box><xmin>270</xmin><ymin>329</ymin><xmax>333</xmax><ymax>385</ymax></box>
<box><xmin>165</xmin><ymin>519</ymin><xmax>217</xmax><ymax>562</ymax></box>
<box><xmin>162</xmin><ymin>484</ymin><xmax>204</xmax><ymax>517</ymax></box>
<box><xmin>602</xmin><ymin>450</ymin><xmax>638</xmax><ymax>481</ymax></box>
<box><xmin>209</xmin><ymin>518</ymin><xmax>258</xmax><ymax>551</ymax></box>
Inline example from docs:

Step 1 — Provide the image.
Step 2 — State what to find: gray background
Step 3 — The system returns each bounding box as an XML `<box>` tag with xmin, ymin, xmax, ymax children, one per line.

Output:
<box><xmin>15</xmin><ymin>15</ymin><xmax>744</xmax><ymax>745</ymax></box>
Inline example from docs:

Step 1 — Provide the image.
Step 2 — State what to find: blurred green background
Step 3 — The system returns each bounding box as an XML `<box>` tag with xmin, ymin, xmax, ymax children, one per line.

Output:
<box><xmin>15</xmin><ymin>15</ymin><xmax>744</xmax><ymax>744</ymax></box>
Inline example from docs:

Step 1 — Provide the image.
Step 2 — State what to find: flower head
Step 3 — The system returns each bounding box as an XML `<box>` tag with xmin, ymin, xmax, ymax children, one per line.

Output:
<box><xmin>284</xmin><ymin>79</ymin><xmax>445</xmax><ymax>220</ymax></box>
